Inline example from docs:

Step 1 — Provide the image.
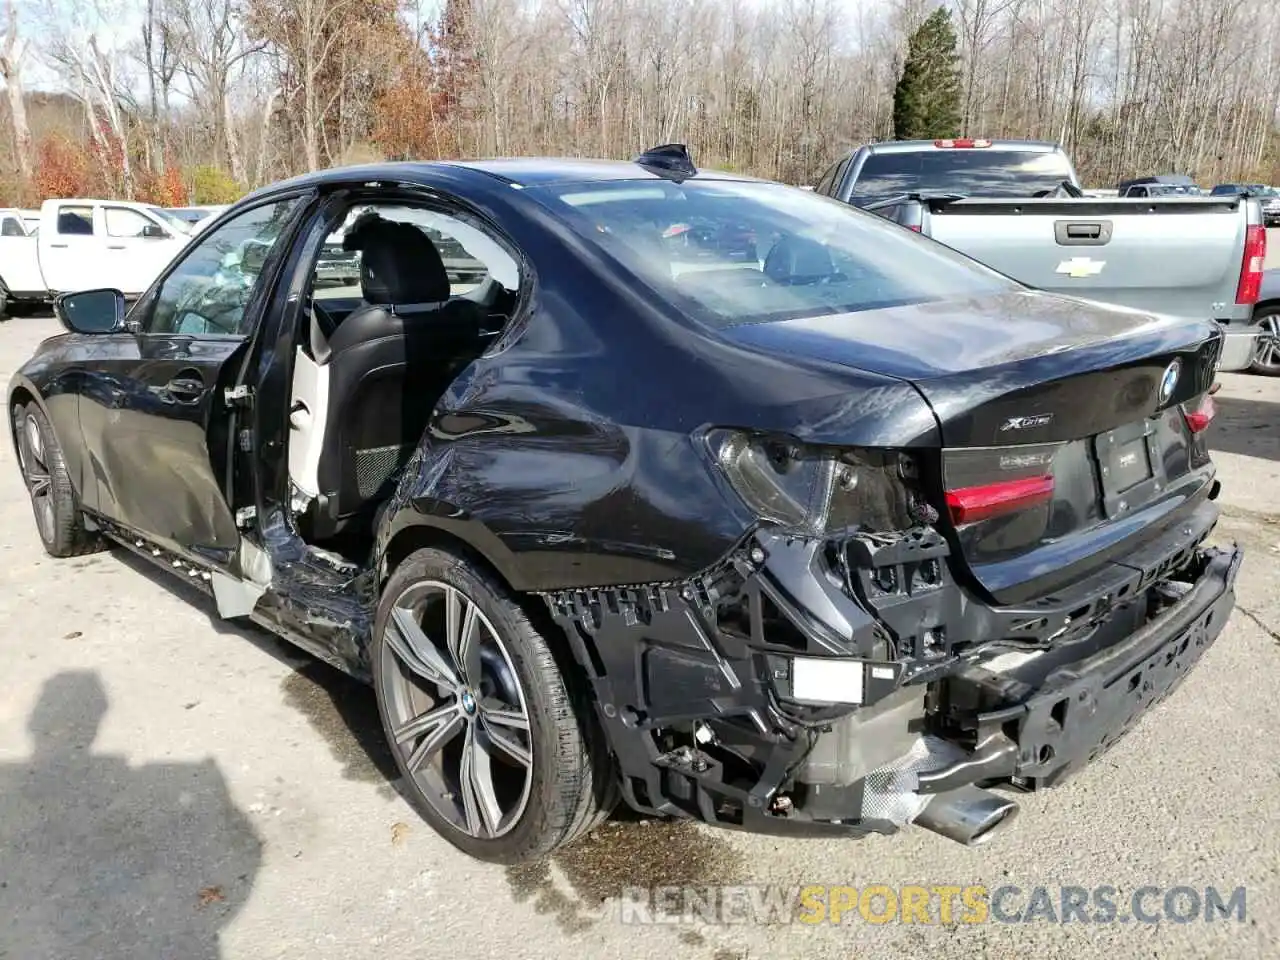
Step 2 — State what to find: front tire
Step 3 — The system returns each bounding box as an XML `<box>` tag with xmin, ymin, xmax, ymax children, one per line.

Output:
<box><xmin>372</xmin><ymin>546</ymin><xmax>616</xmax><ymax>863</ymax></box>
<box><xmin>13</xmin><ymin>403</ymin><xmax>103</xmax><ymax>557</ymax></box>
<box><xmin>1250</xmin><ymin>307</ymin><xmax>1280</xmax><ymax>376</ymax></box>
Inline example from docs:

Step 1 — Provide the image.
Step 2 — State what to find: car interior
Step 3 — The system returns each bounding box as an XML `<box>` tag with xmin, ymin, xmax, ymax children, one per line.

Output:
<box><xmin>285</xmin><ymin>203</ymin><xmax>521</xmax><ymax>561</ymax></box>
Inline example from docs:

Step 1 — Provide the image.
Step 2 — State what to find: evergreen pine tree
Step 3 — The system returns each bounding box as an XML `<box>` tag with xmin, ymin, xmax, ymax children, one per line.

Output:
<box><xmin>893</xmin><ymin>8</ymin><xmax>963</xmax><ymax>140</ymax></box>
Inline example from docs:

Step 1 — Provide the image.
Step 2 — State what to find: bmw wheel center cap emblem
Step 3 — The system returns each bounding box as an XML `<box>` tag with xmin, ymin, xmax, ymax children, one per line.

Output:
<box><xmin>1159</xmin><ymin>359</ymin><xmax>1181</xmax><ymax>404</ymax></box>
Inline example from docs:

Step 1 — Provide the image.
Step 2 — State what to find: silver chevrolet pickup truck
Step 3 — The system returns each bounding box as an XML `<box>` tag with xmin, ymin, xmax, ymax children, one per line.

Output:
<box><xmin>814</xmin><ymin>139</ymin><xmax>1265</xmax><ymax>371</ymax></box>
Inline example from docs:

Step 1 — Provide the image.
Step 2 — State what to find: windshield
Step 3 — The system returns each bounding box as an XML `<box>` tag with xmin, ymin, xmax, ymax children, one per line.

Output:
<box><xmin>148</xmin><ymin>206</ymin><xmax>192</xmax><ymax>234</ymax></box>
<box><xmin>528</xmin><ymin>179</ymin><xmax>1019</xmax><ymax>329</ymax></box>
<box><xmin>850</xmin><ymin>148</ymin><xmax>1077</xmax><ymax>198</ymax></box>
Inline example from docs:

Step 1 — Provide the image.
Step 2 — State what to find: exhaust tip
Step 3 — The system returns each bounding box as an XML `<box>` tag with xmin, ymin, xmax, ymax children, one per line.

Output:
<box><xmin>913</xmin><ymin>785</ymin><xmax>1020</xmax><ymax>846</ymax></box>
<box><xmin>965</xmin><ymin>800</ymin><xmax>1019</xmax><ymax>846</ymax></box>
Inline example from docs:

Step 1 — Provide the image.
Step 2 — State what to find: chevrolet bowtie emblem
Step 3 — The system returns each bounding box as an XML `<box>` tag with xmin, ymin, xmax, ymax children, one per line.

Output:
<box><xmin>1055</xmin><ymin>257</ymin><xmax>1106</xmax><ymax>279</ymax></box>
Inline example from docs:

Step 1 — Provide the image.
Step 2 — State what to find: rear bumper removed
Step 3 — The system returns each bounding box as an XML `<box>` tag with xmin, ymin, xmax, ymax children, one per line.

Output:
<box><xmin>542</xmin><ymin>507</ymin><xmax>1240</xmax><ymax>842</ymax></box>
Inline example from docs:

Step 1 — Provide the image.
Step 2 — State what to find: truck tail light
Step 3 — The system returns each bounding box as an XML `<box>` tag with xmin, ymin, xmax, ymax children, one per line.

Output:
<box><xmin>1235</xmin><ymin>224</ymin><xmax>1266</xmax><ymax>305</ymax></box>
<box><xmin>933</xmin><ymin>138</ymin><xmax>991</xmax><ymax>148</ymax></box>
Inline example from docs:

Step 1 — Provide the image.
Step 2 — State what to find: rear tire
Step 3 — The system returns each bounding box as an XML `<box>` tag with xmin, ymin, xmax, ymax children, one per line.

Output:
<box><xmin>372</xmin><ymin>546</ymin><xmax>617</xmax><ymax>863</ymax></box>
<box><xmin>1250</xmin><ymin>307</ymin><xmax>1280</xmax><ymax>376</ymax></box>
<box><xmin>13</xmin><ymin>403</ymin><xmax>103</xmax><ymax>557</ymax></box>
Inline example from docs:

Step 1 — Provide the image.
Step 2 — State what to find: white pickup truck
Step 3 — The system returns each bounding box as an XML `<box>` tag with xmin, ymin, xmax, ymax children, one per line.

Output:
<box><xmin>0</xmin><ymin>198</ymin><xmax>192</xmax><ymax>314</ymax></box>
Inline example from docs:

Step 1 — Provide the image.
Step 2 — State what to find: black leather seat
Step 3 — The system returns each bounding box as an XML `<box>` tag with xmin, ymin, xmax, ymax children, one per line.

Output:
<box><xmin>763</xmin><ymin>236</ymin><xmax>838</xmax><ymax>285</ymax></box>
<box><xmin>309</xmin><ymin>215</ymin><xmax>486</xmax><ymax>539</ymax></box>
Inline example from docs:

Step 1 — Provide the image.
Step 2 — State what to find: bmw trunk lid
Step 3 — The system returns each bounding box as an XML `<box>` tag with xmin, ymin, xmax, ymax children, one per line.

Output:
<box><xmin>720</xmin><ymin>290</ymin><xmax>1222</xmax><ymax>603</ymax></box>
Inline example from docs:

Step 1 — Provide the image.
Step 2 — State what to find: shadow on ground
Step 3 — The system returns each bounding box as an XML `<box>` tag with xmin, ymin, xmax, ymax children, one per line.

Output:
<box><xmin>101</xmin><ymin>546</ymin><xmax>750</xmax><ymax>939</ymax></box>
<box><xmin>107</xmin><ymin>549</ymin><xmax>400</xmax><ymax>791</ymax></box>
<box><xmin>1209</xmin><ymin>394</ymin><xmax>1280</xmax><ymax>462</ymax></box>
<box><xmin>0</xmin><ymin>671</ymin><xmax>261</xmax><ymax>959</ymax></box>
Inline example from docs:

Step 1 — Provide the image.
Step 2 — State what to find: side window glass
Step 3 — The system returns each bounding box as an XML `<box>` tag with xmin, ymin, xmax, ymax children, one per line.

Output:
<box><xmin>1</xmin><ymin>216</ymin><xmax>24</xmax><ymax>236</ymax></box>
<box><xmin>105</xmin><ymin>207</ymin><xmax>158</xmax><ymax>238</ymax></box>
<box><xmin>312</xmin><ymin>203</ymin><xmax>519</xmax><ymax>311</ymax></box>
<box><xmin>830</xmin><ymin>159</ymin><xmax>850</xmax><ymax>197</ymax></box>
<box><xmin>143</xmin><ymin>198</ymin><xmax>302</xmax><ymax>337</ymax></box>
<box><xmin>57</xmin><ymin>205</ymin><xmax>94</xmax><ymax>235</ymax></box>
<box><xmin>814</xmin><ymin>163</ymin><xmax>838</xmax><ymax>196</ymax></box>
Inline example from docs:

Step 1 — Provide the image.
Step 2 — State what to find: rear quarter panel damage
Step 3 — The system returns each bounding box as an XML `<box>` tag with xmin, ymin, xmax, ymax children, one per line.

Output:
<box><xmin>373</xmin><ymin>219</ymin><xmax>944</xmax><ymax>596</ymax></box>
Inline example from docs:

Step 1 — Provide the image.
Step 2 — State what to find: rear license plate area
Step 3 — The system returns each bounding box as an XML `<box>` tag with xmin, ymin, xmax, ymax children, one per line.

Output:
<box><xmin>1093</xmin><ymin>419</ymin><xmax>1161</xmax><ymax>518</ymax></box>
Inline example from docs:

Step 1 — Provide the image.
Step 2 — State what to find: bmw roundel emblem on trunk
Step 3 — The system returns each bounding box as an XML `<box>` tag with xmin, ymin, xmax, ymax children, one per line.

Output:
<box><xmin>1159</xmin><ymin>359</ymin><xmax>1181</xmax><ymax>404</ymax></box>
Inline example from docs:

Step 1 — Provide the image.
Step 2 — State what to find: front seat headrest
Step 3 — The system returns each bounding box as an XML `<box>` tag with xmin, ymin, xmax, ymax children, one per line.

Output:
<box><xmin>343</xmin><ymin>214</ymin><xmax>451</xmax><ymax>304</ymax></box>
<box><xmin>763</xmin><ymin>235</ymin><xmax>835</xmax><ymax>286</ymax></box>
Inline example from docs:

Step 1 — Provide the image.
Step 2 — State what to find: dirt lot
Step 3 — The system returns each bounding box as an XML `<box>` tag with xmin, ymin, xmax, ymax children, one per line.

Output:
<box><xmin>0</xmin><ymin>314</ymin><xmax>1277</xmax><ymax>959</ymax></box>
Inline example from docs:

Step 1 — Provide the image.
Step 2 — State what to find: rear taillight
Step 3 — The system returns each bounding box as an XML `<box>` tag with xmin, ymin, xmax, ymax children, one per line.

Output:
<box><xmin>945</xmin><ymin>475</ymin><xmax>1054</xmax><ymax>524</ymax></box>
<box><xmin>1236</xmin><ymin>224</ymin><xmax>1266</xmax><ymax>305</ymax></box>
<box><xmin>1182</xmin><ymin>394</ymin><xmax>1217</xmax><ymax>434</ymax></box>
<box><xmin>933</xmin><ymin>138</ymin><xmax>992</xmax><ymax>148</ymax></box>
<box><xmin>941</xmin><ymin>444</ymin><xmax>1061</xmax><ymax>525</ymax></box>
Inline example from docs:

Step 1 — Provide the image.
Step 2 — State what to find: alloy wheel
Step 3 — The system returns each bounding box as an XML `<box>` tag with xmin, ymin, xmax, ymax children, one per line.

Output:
<box><xmin>380</xmin><ymin>580</ymin><xmax>533</xmax><ymax>839</ymax></box>
<box><xmin>1254</xmin><ymin>313</ymin><xmax>1280</xmax><ymax>373</ymax></box>
<box><xmin>19</xmin><ymin>413</ymin><xmax>55</xmax><ymax>544</ymax></box>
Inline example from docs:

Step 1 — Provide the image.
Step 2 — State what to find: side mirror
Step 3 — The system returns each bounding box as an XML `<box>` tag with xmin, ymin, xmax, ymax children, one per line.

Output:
<box><xmin>142</xmin><ymin>223</ymin><xmax>168</xmax><ymax>239</ymax></box>
<box><xmin>54</xmin><ymin>289</ymin><xmax>126</xmax><ymax>334</ymax></box>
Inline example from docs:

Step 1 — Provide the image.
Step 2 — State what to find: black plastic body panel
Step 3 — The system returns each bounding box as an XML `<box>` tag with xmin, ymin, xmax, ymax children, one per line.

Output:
<box><xmin>961</xmin><ymin>543</ymin><xmax>1241</xmax><ymax>787</ymax></box>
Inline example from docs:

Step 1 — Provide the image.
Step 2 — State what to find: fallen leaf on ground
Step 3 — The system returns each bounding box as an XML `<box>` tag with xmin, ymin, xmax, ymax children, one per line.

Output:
<box><xmin>62</xmin><ymin>631</ymin><xmax>82</xmax><ymax>640</ymax></box>
<box><xmin>197</xmin><ymin>886</ymin><xmax>225</xmax><ymax>907</ymax></box>
<box><xmin>391</xmin><ymin>822</ymin><xmax>410</xmax><ymax>846</ymax></box>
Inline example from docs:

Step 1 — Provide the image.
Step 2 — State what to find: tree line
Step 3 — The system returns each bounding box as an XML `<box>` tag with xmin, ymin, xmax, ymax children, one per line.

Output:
<box><xmin>0</xmin><ymin>0</ymin><xmax>1278</xmax><ymax>206</ymax></box>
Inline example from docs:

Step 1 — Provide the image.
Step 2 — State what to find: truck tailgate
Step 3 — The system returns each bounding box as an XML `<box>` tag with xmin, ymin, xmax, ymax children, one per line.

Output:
<box><xmin>926</xmin><ymin>198</ymin><xmax>1246</xmax><ymax>322</ymax></box>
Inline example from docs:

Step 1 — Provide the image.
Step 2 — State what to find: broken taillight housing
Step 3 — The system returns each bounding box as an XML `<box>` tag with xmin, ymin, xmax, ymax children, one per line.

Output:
<box><xmin>1182</xmin><ymin>393</ymin><xmax>1217</xmax><ymax>434</ymax></box>
<box><xmin>704</xmin><ymin>429</ymin><xmax>912</xmax><ymax>536</ymax></box>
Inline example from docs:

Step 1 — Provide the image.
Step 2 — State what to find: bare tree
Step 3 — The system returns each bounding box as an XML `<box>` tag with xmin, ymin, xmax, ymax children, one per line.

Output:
<box><xmin>0</xmin><ymin>0</ymin><xmax>31</xmax><ymax>181</ymax></box>
<box><xmin>139</xmin><ymin>0</ymin><xmax>183</xmax><ymax>172</ymax></box>
<box><xmin>175</xmin><ymin>0</ymin><xmax>264</xmax><ymax>182</ymax></box>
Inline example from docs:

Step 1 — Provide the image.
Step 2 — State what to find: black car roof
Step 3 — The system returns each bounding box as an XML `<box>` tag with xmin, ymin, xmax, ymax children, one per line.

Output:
<box><xmin>242</xmin><ymin>157</ymin><xmax>765</xmax><ymax>204</ymax></box>
<box><xmin>447</xmin><ymin>157</ymin><xmax>764</xmax><ymax>186</ymax></box>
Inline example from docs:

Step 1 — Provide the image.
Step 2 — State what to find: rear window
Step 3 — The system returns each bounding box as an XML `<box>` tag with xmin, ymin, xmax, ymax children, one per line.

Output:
<box><xmin>528</xmin><ymin>179</ymin><xmax>1018</xmax><ymax>329</ymax></box>
<box><xmin>851</xmin><ymin>148</ymin><xmax>1076</xmax><ymax>198</ymax></box>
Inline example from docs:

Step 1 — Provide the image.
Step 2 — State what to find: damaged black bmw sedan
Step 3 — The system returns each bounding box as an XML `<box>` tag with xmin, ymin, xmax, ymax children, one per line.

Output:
<box><xmin>9</xmin><ymin>146</ymin><xmax>1241</xmax><ymax>863</ymax></box>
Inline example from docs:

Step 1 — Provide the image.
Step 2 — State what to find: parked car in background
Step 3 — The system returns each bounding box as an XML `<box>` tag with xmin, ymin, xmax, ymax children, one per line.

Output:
<box><xmin>0</xmin><ymin>198</ymin><xmax>192</xmax><ymax>314</ymax></box>
<box><xmin>9</xmin><ymin>147</ymin><xmax>1240</xmax><ymax>864</ymax></box>
<box><xmin>1210</xmin><ymin>183</ymin><xmax>1280</xmax><ymax>225</ymax></box>
<box><xmin>1116</xmin><ymin>174</ymin><xmax>1202</xmax><ymax>198</ymax></box>
<box><xmin>168</xmin><ymin>205</ymin><xmax>231</xmax><ymax>233</ymax></box>
<box><xmin>814</xmin><ymin>138</ymin><xmax>1265</xmax><ymax>371</ymax></box>
<box><xmin>0</xmin><ymin>207</ymin><xmax>31</xmax><ymax>237</ymax></box>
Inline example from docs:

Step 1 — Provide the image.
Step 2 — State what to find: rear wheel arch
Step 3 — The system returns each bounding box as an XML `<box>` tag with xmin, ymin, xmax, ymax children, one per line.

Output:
<box><xmin>8</xmin><ymin>383</ymin><xmax>39</xmax><ymax>456</ymax></box>
<box><xmin>377</xmin><ymin>519</ymin><xmax>592</xmax><ymax>703</ymax></box>
<box><xmin>379</xmin><ymin>517</ymin><xmax>526</xmax><ymax>597</ymax></box>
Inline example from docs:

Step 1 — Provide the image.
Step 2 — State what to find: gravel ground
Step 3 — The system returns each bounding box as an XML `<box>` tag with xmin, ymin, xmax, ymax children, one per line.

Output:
<box><xmin>0</xmin><ymin>313</ymin><xmax>1277</xmax><ymax>960</ymax></box>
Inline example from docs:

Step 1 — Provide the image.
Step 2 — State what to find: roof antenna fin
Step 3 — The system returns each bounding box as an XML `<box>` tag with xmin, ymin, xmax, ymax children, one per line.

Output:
<box><xmin>633</xmin><ymin>143</ymin><xmax>697</xmax><ymax>182</ymax></box>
